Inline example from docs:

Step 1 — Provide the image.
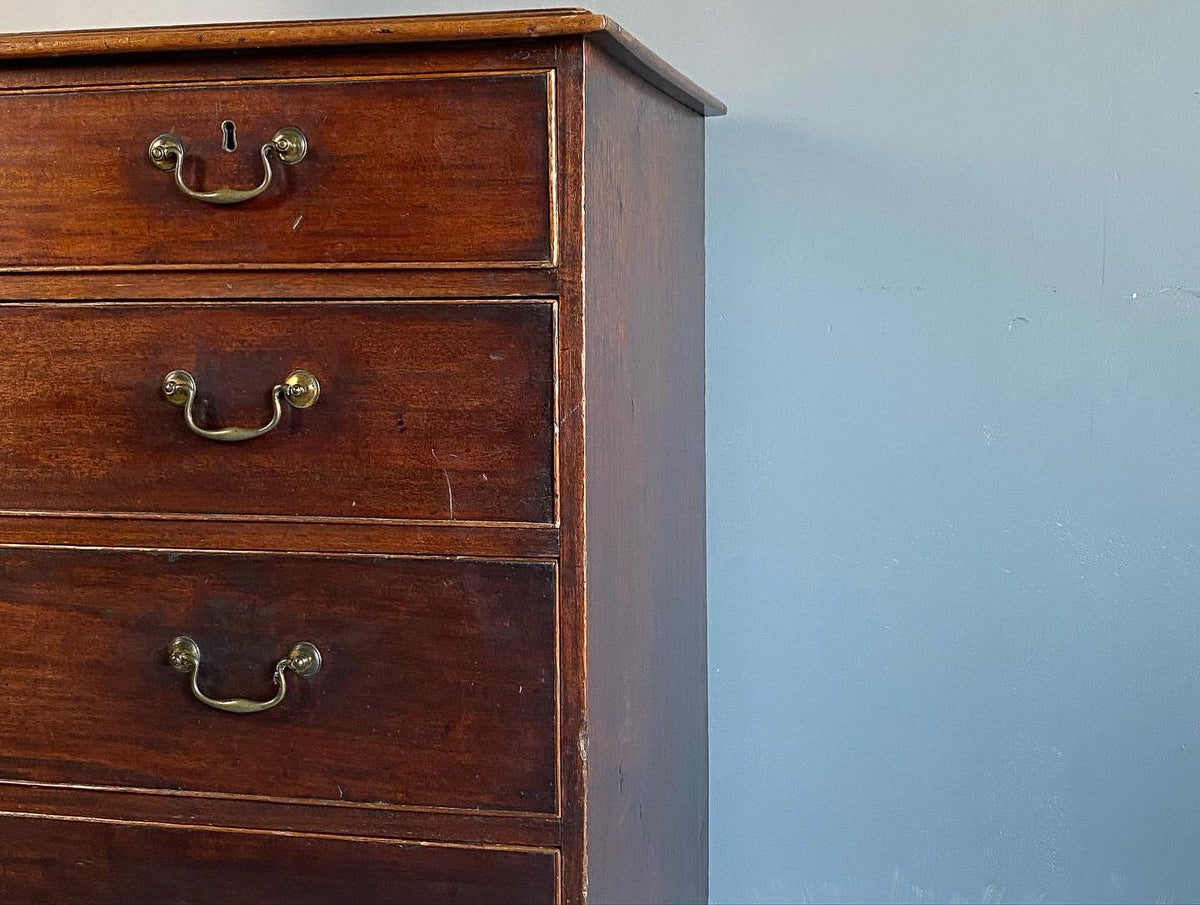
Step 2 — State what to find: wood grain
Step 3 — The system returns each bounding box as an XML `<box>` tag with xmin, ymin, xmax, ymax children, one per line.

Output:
<box><xmin>547</xmin><ymin>38</ymin><xmax>590</xmax><ymax>905</ymax></box>
<box><xmin>0</xmin><ymin>301</ymin><xmax>555</xmax><ymax>524</ymax></box>
<box><xmin>0</xmin><ymin>9</ymin><xmax>726</xmax><ymax>116</ymax></box>
<box><xmin>580</xmin><ymin>40</ymin><xmax>709</xmax><ymax>905</ymax></box>
<box><xmin>0</xmin><ymin>40</ymin><xmax>558</xmax><ymax>93</ymax></box>
<box><xmin>0</xmin><ymin>20</ymin><xmax>718</xmax><ymax>903</ymax></box>
<box><xmin>0</xmin><ymin>781</ymin><xmax>562</xmax><ymax>849</ymax></box>
<box><xmin>0</xmin><ymin>548</ymin><xmax>558</xmax><ymax>815</ymax></box>
<box><xmin>0</xmin><ymin>814</ymin><xmax>557</xmax><ymax>905</ymax></box>
<box><xmin>0</xmin><ymin>72</ymin><xmax>552</xmax><ymax>269</ymax></box>
<box><xmin>0</xmin><ymin>518</ymin><xmax>559</xmax><ymax>560</ymax></box>
<box><xmin>0</xmin><ymin>267</ymin><xmax>558</xmax><ymax>302</ymax></box>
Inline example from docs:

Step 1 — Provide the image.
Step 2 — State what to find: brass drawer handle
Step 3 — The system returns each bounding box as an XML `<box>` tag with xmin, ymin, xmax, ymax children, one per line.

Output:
<box><xmin>161</xmin><ymin>368</ymin><xmax>320</xmax><ymax>443</ymax></box>
<box><xmin>147</xmin><ymin>126</ymin><xmax>308</xmax><ymax>205</ymax></box>
<box><xmin>167</xmin><ymin>636</ymin><xmax>322</xmax><ymax>715</ymax></box>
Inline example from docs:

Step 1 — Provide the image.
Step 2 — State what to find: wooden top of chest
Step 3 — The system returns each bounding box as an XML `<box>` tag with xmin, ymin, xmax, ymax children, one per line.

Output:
<box><xmin>0</xmin><ymin>7</ymin><xmax>725</xmax><ymax>116</ymax></box>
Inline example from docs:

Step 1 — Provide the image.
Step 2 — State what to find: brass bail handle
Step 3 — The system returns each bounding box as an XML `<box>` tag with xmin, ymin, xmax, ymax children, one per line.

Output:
<box><xmin>167</xmin><ymin>636</ymin><xmax>322</xmax><ymax>715</ymax></box>
<box><xmin>162</xmin><ymin>368</ymin><xmax>320</xmax><ymax>443</ymax></box>
<box><xmin>148</xmin><ymin>126</ymin><xmax>308</xmax><ymax>205</ymax></box>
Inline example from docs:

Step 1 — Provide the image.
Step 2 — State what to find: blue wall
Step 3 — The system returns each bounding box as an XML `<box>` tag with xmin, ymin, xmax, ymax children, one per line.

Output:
<box><xmin>8</xmin><ymin>2</ymin><xmax>1200</xmax><ymax>901</ymax></box>
<box><xmin>701</xmin><ymin>5</ymin><xmax>1200</xmax><ymax>901</ymax></box>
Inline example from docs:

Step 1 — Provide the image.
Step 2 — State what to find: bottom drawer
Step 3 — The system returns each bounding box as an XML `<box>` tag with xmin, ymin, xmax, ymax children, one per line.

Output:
<box><xmin>0</xmin><ymin>815</ymin><xmax>558</xmax><ymax>904</ymax></box>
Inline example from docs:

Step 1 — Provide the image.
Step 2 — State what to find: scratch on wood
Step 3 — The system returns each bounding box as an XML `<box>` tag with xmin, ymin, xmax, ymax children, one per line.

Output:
<box><xmin>580</xmin><ymin>720</ymin><xmax>590</xmax><ymax>901</ymax></box>
<box><xmin>431</xmin><ymin>449</ymin><xmax>455</xmax><ymax>520</ymax></box>
<box><xmin>558</xmin><ymin>403</ymin><xmax>582</xmax><ymax>428</ymax></box>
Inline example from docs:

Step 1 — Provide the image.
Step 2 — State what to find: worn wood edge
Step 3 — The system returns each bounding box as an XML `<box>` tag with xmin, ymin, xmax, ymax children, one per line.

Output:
<box><xmin>0</xmin><ymin>779</ymin><xmax>557</xmax><ymax>822</ymax></box>
<box><xmin>0</xmin><ymin>783</ymin><xmax>562</xmax><ymax>848</ymax></box>
<box><xmin>585</xmin><ymin>19</ymin><xmax>725</xmax><ymax>116</ymax></box>
<box><xmin>0</xmin><ymin>509</ymin><xmax>556</xmax><ymax>530</ymax></box>
<box><xmin>0</xmin><ymin>9</ymin><xmax>725</xmax><ymax>116</ymax></box>
<box><xmin>547</xmin><ymin>38</ymin><xmax>588</xmax><ymax>905</ymax></box>
<box><xmin>0</xmin><ymin>541</ymin><xmax>559</xmax><ymax>564</ymax></box>
<box><xmin>0</xmin><ymin>518</ymin><xmax>560</xmax><ymax>560</ymax></box>
<box><xmin>0</xmin><ymin>261</ymin><xmax>557</xmax><ymax>273</ymax></box>
<box><xmin>0</xmin><ymin>270</ymin><xmax>560</xmax><ymax>302</ymax></box>
<box><xmin>0</xmin><ymin>809</ymin><xmax>561</xmax><ymax>854</ymax></box>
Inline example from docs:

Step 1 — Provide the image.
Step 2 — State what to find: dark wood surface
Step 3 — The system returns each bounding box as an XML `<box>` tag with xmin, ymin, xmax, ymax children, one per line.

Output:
<box><xmin>0</xmin><ymin>9</ymin><xmax>726</xmax><ymax>116</ymax></box>
<box><xmin>0</xmin><ymin>782</ymin><xmax>562</xmax><ymax>849</ymax></box>
<box><xmin>0</xmin><ymin>267</ymin><xmax>558</xmax><ymax>302</ymax></box>
<box><xmin>0</xmin><ymin>41</ymin><xmax>562</xmax><ymax>300</ymax></box>
<box><xmin>0</xmin><ymin>72</ymin><xmax>552</xmax><ymax>269</ymax></box>
<box><xmin>580</xmin><ymin>42</ymin><xmax>709</xmax><ymax>904</ymax></box>
<box><xmin>0</xmin><ymin>19</ymin><xmax>715</xmax><ymax>904</ymax></box>
<box><xmin>0</xmin><ymin>815</ymin><xmax>557</xmax><ymax>905</ymax></box>
<box><xmin>547</xmin><ymin>40</ymin><xmax>590</xmax><ymax>903</ymax></box>
<box><xmin>0</xmin><ymin>302</ymin><xmax>555</xmax><ymax>524</ymax></box>
<box><xmin>0</xmin><ymin>548</ymin><xmax>558</xmax><ymax>815</ymax></box>
<box><xmin>0</xmin><ymin>39</ymin><xmax>559</xmax><ymax>92</ymax></box>
<box><xmin>0</xmin><ymin>517</ymin><xmax>560</xmax><ymax>559</ymax></box>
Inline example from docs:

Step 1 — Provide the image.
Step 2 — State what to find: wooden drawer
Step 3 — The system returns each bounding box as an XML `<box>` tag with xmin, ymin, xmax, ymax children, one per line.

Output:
<box><xmin>0</xmin><ymin>72</ymin><xmax>553</xmax><ymax>270</ymax></box>
<box><xmin>0</xmin><ymin>548</ymin><xmax>558</xmax><ymax>815</ymax></box>
<box><xmin>0</xmin><ymin>301</ymin><xmax>555</xmax><ymax>524</ymax></box>
<box><xmin>0</xmin><ymin>815</ymin><xmax>557</xmax><ymax>905</ymax></box>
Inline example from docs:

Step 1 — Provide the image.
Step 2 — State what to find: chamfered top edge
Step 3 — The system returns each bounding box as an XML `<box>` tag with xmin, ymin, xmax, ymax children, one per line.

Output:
<box><xmin>0</xmin><ymin>7</ymin><xmax>726</xmax><ymax>116</ymax></box>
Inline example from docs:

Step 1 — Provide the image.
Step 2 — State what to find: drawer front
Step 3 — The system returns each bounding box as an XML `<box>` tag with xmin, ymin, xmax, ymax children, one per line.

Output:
<box><xmin>0</xmin><ymin>72</ymin><xmax>552</xmax><ymax>269</ymax></box>
<box><xmin>0</xmin><ymin>548</ymin><xmax>557</xmax><ymax>814</ymax></box>
<box><xmin>0</xmin><ymin>816</ymin><xmax>557</xmax><ymax>905</ymax></box>
<box><xmin>0</xmin><ymin>301</ymin><xmax>555</xmax><ymax>524</ymax></box>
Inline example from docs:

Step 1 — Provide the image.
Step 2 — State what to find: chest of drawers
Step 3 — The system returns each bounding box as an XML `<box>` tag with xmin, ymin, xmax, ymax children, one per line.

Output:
<box><xmin>0</xmin><ymin>9</ymin><xmax>722</xmax><ymax>904</ymax></box>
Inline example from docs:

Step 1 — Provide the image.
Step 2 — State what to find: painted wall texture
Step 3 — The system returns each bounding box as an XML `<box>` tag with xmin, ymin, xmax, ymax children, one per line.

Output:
<box><xmin>6</xmin><ymin>2</ymin><xmax>1200</xmax><ymax>903</ymax></box>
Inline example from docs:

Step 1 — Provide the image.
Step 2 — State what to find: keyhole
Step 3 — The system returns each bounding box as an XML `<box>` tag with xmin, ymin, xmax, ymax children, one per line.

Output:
<box><xmin>221</xmin><ymin>120</ymin><xmax>237</xmax><ymax>152</ymax></box>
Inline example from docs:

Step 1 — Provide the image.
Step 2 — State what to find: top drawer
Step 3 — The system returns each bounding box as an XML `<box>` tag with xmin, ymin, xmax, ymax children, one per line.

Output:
<box><xmin>0</xmin><ymin>72</ymin><xmax>554</xmax><ymax>270</ymax></box>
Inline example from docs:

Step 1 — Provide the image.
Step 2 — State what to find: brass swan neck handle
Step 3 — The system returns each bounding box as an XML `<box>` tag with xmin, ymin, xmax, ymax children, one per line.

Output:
<box><xmin>167</xmin><ymin>636</ymin><xmax>322</xmax><ymax>715</ymax></box>
<box><xmin>162</xmin><ymin>368</ymin><xmax>320</xmax><ymax>443</ymax></box>
<box><xmin>148</xmin><ymin>126</ymin><xmax>308</xmax><ymax>205</ymax></box>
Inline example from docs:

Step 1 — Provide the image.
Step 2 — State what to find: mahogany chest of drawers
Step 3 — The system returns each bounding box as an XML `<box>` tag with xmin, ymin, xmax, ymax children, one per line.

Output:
<box><xmin>0</xmin><ymin>9</ymin><xmax>722</xmax><ymax>903</ymax></box>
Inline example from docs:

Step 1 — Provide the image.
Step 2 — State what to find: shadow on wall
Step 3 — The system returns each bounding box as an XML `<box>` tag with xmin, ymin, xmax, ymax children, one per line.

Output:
<box><xmin>706</xmin><ymin>115</ymin><xmax>1200</xmax><ymax>905</ymax></box>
